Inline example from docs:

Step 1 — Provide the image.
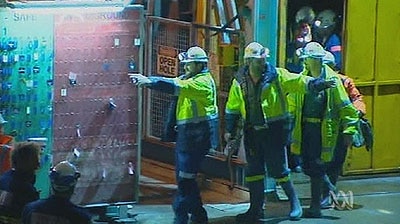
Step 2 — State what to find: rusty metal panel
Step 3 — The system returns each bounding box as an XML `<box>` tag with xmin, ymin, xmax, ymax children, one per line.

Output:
<box><xmin>53</xmin><ymin>8</ymin><xmax>141</xmax><ymax>205</ymax></box>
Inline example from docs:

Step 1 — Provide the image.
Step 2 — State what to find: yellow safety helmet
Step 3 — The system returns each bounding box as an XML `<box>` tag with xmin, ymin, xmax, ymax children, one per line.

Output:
<box><xmin>178</xmin><ymin>46</ymin><xmax>208</xmax><ymax>63</ymax></box>
<box><xmin>297</xmin><ymin>42</ymin><xmax>326</xmax><ymax>59</ymax></box>
<box><xmin>244</xmin><ymin>42</ymin><xmax>269</xmax><ymax>59</ymax></box>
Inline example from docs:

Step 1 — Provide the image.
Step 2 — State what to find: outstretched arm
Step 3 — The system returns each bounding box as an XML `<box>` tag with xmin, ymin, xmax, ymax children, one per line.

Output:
<box><xmin>277</xmin><ymin>68</ymin><xmax>337</xmax><ymax>94</ymax></box>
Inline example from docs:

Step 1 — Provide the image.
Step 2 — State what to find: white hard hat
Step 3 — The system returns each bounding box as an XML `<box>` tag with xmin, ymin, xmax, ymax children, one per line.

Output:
<box><xmin>297</xmin><ymin>42</ymin><xmax>326</xmax><ymax>59</ymax></box>
<box><xmin>0</xmin><ymin>114</ymin><xmax>7</xmax><ymax>125</ymax></box>
<box><xmin>314</xmin><ymin>9</ymin><xmax>336</xmax><ymax>29</ymax></box>
<box><xmin>244</xmin><ymin>42</ymin><xmax>270</xmax><ymax>59</ymax></box>
<box><xmin>50</xmin><ymin>161</ymin><xmax>80</xmax><ymax>192</ymax></box>
<box><xmin>323</xmin><ymin>51</ymin><xmax>336</xmax><ymax>65</ymax></box>
<box><xmin>295</xmin><ymin>6</ymin><xmax>316</xmax><ymax>24</ymax></box>
<box><xmin>178</xmin><ymin>46</ymin><xmax>208</xmax><ymax>63</ymax></box>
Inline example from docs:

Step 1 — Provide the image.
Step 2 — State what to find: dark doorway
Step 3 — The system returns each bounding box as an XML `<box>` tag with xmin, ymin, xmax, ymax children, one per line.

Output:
<box><xmin>285</xmin><ymin>0</ymin><xmax>345</xmax><ymax>72</ymax></box>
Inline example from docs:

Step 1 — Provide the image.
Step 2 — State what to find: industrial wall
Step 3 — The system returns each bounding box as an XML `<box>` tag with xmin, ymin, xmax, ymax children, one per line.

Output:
<box><xmin>342</xmin><ymin>0</ymin><xmax>400</xmax><ymax>174</ymax></box>
<box><xmin>0</xmin><ymin>4</ymin><xmax>143</xmax><ymax>204</ymax></box>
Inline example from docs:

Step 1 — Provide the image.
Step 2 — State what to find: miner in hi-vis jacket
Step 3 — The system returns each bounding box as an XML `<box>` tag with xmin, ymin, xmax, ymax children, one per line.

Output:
<box><xmin>225</xmin><ymin>42</ymin><xmax>335</xmax><ymax>222</ymax></box>
<box><xmin>288</xmin><ymin>42</ymin><xmax>359</xmax><ymax>217</ymax></box>
<box><xmin>129</xmin><ymin>46</ymin><xmax>219</xmax><ymax>224</ymax></box>
<box><xmin>319</xmin><ymin>51</ymin><xmax>366</xmax><ymax>209</ymax></box>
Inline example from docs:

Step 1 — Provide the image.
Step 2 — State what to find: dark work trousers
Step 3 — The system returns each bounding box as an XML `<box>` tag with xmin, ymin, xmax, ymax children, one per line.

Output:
<box><xmin>301</xmin><ymin>122</ymin><xmax>326</xmax><ymax>177</ymax></box>
<box><xmin>172</xmin><ymin>121</ymin><xmax>211</xmax><ymax>224</ymax></box>
<box><xmin>326</xmin><ymin>132</ymin><xmax>347</xmax><ymax>184</ymax></box>
<box><xmin>244</xmin><ymin>120</ymin><xmax>291</xmax><ymax>180</ymax></box>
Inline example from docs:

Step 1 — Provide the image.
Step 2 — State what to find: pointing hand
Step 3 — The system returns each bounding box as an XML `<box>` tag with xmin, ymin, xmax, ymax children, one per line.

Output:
<box><xmin>128</xmin><ymin>73</ymin><xmax>152</xmax><ymax>87</ymax></box>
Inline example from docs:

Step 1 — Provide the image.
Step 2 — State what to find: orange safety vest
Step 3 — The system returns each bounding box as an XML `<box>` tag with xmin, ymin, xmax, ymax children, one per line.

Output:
<box><xmin>0</xmin><ymin>135</ymin><xmax>13</xmax><ymax>175</ymax></box>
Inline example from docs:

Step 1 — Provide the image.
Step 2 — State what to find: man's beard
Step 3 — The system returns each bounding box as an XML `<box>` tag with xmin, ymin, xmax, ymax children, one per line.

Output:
<box><xmin>251</xmin><ymin>65</ymin><xmax>264</xmax><ymax>75</ymax></box>
<box><xmin>185</xmin><ymin>69</ymin><xmax>199</xmax><ymax>77</ymax></box>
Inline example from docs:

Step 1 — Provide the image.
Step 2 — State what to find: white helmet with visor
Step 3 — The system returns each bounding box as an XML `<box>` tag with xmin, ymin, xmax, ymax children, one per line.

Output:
<box><xmin>178</xmin><ymin>46</ymin><xmax>208</xmax><ymax>63</ymax></box>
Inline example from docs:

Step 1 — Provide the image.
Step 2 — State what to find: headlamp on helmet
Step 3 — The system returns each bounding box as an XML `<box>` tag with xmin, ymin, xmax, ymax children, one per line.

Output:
<box><xmin>314</xmin><ymin>9</ymin><xmax>336</xmax><ymax>29</ymax></box>
<box><xmin>178</xmin><ymin>46</ymin><xmax>208</xmax><ymax>63</ymax></box>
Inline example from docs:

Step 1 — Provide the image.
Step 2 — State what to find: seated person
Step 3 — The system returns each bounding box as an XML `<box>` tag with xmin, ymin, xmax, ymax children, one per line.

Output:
<box><xmin>22</xmin><ymin>161</ymin><xmax>92</xmax><ymax>224</ymax></box>
<box><xmin>0</xmin><ymin>142</ymin><xmax>41</xmax><ymax>223</ymax></box>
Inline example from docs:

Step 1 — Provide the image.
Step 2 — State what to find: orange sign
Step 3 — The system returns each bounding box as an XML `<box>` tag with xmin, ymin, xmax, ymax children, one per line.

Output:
<box><xmin>157</xmin><ymin>46</ymin><xmax>178</xmax><ymax>77</ymax></box>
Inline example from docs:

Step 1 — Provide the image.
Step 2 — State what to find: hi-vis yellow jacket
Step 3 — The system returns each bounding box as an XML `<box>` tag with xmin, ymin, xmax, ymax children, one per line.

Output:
<box><xmin>149</xmin><ymin>70</ymin><xmax>218</xmax><ymax>124</ymax></box>
<box><xmin>288</xmin><ymin>65</ymin><xmax>359</xmax><ymax>162</ymax></box>
<box><xmin>173</xmin><ymin>72</ymin><xmax>218</xmax><ymax>124</ymax></box>
<box><xmin>224</xmin><ymin>63</ymin><xmax>316</xmax><ymax>133</ymax></box>
<box><xmin>149</xmin><ymin>70</ymin><xmax>219</xmax><ymax>150</ymax></box>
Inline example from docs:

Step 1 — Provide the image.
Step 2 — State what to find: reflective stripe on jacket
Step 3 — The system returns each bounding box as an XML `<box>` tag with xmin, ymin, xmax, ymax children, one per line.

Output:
<box><xmin>288</xmin><ymin>65</ymin><xmax>359</xmax><ymax>162</ymax></box>
<box><xmin>149</xmin><ymin>71</ymin><xmax>219</xmax><ymax>150</ymax></box>
<box><xmin>149</xmin><ymin>71</ymin><xmax>218</xmax><ymax>124</ymax></box>
<box><xmin>225</xmin><ymin>64</ymin><xmax>312</xmax><ymax>131</ymax></box>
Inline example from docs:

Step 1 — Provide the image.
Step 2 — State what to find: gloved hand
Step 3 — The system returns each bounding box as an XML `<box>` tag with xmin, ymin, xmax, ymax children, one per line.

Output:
<box><xmin>128</xmin><ymin>73</ymin><xmax>152</xmax><ymax>87</ymax></box>
<box><xmin>323</xmin><ymin>78</ymin><xmax>337</xmax><ymax>88</ymax></box>
<box><xmin>311</xmin><ymin>77</ymin><xmax>337</xmax><ymax>92</ymax></box>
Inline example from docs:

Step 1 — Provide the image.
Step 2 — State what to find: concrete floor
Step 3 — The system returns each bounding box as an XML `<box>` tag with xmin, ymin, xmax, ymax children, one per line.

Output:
<box><xmin>85</xmin><ymin>166</ymin><xmax>398</xmax><ymax>224</ymax></box>
<box><xmin>89</xmin><ymin>159</ymin><xmax>400</xmax><ymax>223</ymax></box>
<box><xmin>124</xmin><ymin>174</ymin><xmax>400</xmax><ymax>224</ymax></box>
<box><xmin>127</xmin><ymin>191</ymin><xmax>400</xmax><ymax>223</ymax></box>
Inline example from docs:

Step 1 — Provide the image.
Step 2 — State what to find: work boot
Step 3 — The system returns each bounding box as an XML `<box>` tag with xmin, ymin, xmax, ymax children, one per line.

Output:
<box><xmin>236</xmin><ymin>180</ymin><xmax>265</xmax><ymax>223</ymax></box>
<box><xmin>280</xmin><ymin>180</ymin><xmax>303</xmax><ymax>220</ymax></box>
<box><xmin>173</xmin><ymin>200</ymin><xmax>189</xmax><ymax>224</ymax></box>
<box><xmin>321</xmin><ymin>173</ymin><xmax>338</xmax><ymax>209</ymax></box>
<box><xmin>320</xmin><ymin>187</ymin><xmax>332</xmax><ymax>209</ymax></box>
<box><xmin>304</xmin><ymin>177</ymin><xmax>323</xmax><ymax>218</ymax></box>
<box><xmin>173</xmin><ymin>215</ymin><xmax>188</xmax><ymax>224</ymax></box>
<box><xmin>190</xmin><ymin>206</ymin><xmax>208</xmax><ymax>224</ymax></box>
<box><xmin>173</xmin><ymin>179</ymin><xmax>191</xmax><ymax>224</ymax></box>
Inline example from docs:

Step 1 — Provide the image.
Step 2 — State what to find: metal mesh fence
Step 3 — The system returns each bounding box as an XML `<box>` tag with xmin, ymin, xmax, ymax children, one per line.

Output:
<box><xmin>145</xmin><ymin>16</ymin><xmax>243</xmax><ymax>153</ymax></box>
<box><xmin>146</xmin><ymin>17</ymin><xmax>191</xmax><ymax>139</ymax></box>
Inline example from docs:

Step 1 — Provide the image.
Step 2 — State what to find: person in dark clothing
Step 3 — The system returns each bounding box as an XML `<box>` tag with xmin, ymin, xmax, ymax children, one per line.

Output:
<box><xmin>313</xmin><ymin>9</ymin><xmax>342</xmax><ymax>71</ymax></box>
<box><xmin>22</xmin><ymin>161</ymin><xmax>92</xmax><ymax>224</ymax></box>
<box><xmin>0</xmin><ymin>142</ymin><xmax>41</xmax><ymax>223</ymax></box>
